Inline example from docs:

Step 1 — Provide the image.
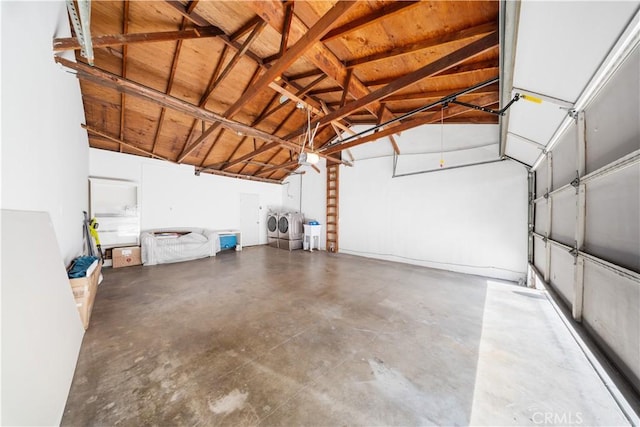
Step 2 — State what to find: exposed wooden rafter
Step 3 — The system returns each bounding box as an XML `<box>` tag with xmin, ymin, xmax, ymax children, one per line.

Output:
<box><xmin>305</xmin><ymin>31</ymin><xmax>499</xmax><ymax>132</ymax></box>
<box><xmin>248</xmin><ymin>0</ymin><xmax>398</xmax><ymax>134</ymax></box>
<box><xmin>53</xmin><ymin>26</ymin><xmax>224</xmax><ymax>51</ymax></box>
<box><xmin>222</xmin><ymin>1</ymin><xmax>357</xmax><ymax>123</ymax></box>
<box><xmin>72</xmin><ymin>0</ymin><xmax>501</xmax><ymax>182</ymax></box>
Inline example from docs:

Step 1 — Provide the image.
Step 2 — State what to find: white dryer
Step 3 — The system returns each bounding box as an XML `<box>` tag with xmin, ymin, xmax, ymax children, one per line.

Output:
<box><xmin>267</xmin><ymin>211</ymin><xmax>279</xmax><ymax>238</ymax></box>
<box><xmin>278</xmin><ymin>212</ymin><xmax>304</xmax><ymax>241</ymax></box>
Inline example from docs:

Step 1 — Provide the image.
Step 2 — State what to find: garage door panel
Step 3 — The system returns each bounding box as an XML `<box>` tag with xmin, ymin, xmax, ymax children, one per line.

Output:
<box><xmin>582</xmin><ymin>259</ymin><xmax>640</xmax><ymax>391</ymax></box>
<box><xmin>534</xmin><ymin>199</ymin><xmax>547</xmax><ymax>234</ymax></box>
<box><xmin>585</xmin><ymin>165</ymin><xmax>640</xmax><ymax>273</ymax></box>
<box><xmin>536</xmin><ymin>161</ymin><xmax>548</xmax><ymax>197</ymax></box>
<box><xmin>533</xmin><ymin>237</ymin><xmax>547</xmax><ymax>277</ymax></box>
<box><xmin>551</xmin><ymin>125</ymin><xmax>577</xmax><ymax>189</ymax></box>
<box><xmin>549</xmin><ymin>244</ymin><xmax>574</xmax><ymax>308</ymax></box>
<box><xmin>505</xmin><ymin>134</ymin><xmax>544</xmax><ymax>166</ymax></box>
<box><xmin>585</xmin><ymin>48</ymin><xmax>640</xmax><ymax>174</ymax></box>
<box><xmin>550</xmin><ymin>188</ymin><xmax>576</xmax><ymax>247</ymax></box>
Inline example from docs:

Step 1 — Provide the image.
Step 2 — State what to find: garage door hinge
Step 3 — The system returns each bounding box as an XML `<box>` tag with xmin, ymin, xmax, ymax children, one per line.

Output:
<box><xmin>568</xmin><ymin>109</ymin><xmax>578</xmax><ymax>119</ymax></box>
<box><xmin>569</xmin><ymin>244</ymin><xmax>579</xmax><ymax>257</ymax></box>
<box><xmin>543</xmin><ymin>192</ymin><xmax>550</xmax><ymax>199</ymax></box>
<box><xmin>570</xmin><ymin>176</ymin><xmax>580</xmax><ymax>188</ymax></box>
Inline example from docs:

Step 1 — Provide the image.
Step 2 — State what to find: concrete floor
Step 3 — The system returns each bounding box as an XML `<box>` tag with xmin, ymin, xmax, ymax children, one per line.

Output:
<box><xmin>63</xmin><ymin>246</ymin><xmax>628</xmax><ymax>426</ymax></box>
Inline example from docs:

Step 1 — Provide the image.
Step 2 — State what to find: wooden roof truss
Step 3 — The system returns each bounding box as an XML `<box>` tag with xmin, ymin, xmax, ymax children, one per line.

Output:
<box><xmin>55</xmin><ymin>0</ymin><xmax>500</xmax><ymax>182</ymax></box>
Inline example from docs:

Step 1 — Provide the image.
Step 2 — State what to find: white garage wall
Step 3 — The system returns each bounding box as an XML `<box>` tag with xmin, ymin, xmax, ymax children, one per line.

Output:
<box><xmin>1</xmin><ymin>1</ymin><xmax>89</xmax><ymax>265</ymax></box>
<box><xmin>339</xmin><ymin>150</ymin><xmax>528</xmax><ymax>282</ymax></box>
<box><xmin>89</xmin><ymin>149</ymin><xmax>282</xmax><ymax>243</ymax></box>
<box><xmin>1</xmin><ymin>2</ymin><xmax>89</xmax><ymax>425</ymax></box>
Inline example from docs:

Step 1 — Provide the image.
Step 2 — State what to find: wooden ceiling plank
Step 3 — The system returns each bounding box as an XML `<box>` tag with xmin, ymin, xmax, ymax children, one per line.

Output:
<box><xmin>84</xmin><ymin>125</ymin><xmax>170</xmax><ymax>161</ymax></box>
<box><xmin>250</xmin><ymin>0</ymin><xmax>397</xmax><ymax>139</ymax></box>
<box><xmin>322</xmin><ymin>93</ymin><xmax>499</xmax><ymax>155</ymax></box>
<box><xmin>230</xmin><ymin>15</ymin><xmax>263</xmax><ymax>41</ymax></box>
<box><xmin>278</xmin><ymin>2</ymin><xmax>294</xmax><ymax>59</ymax></box>
<box><xmin>287</xmin><ymin>68</ymin><xmax>325</xmax><ymax>82</ymax></box>
<box><xmin>165</xmin><ymin>0</ymin><xmax>344</xmax><ymax>137</ymax></box>
<box><xmin>340</xmin><ymin>68</ymin><xmax>353</xmax><ymax>108</ymax></box>
<box><xmin>320</xmin><ymin>100</ymin><xmax>355</xmax><ymax>137</ymax></box>
<box><xmin>152</xmin><ymin>18</ymin><xmax>190</xmax><ymax>154</ymax></box>
<box><xmin>53</xmin><ymin>26</ymin><xmax>225</xmax><ymax>51</ymax></box>
<box><xmin>215</xmin><ymin>141</ymin><xmax>280</xmax><ymax>171</ymax></box>
<box><xmin>223</xmin><ymin>1</ymin><xmax>358</xmax><ymax>121</ymax></box>
<box><xmin>56</xmin><ymin>57</ymin><xmax>300</xmax><ymax>150</ymax></box>
<box><xmin>198</xmin><ymin>128</ymin><xmax>226</xmax><ymax>167</ymax></box>
<box><xmin>311</xmin><ymin>59</ymin><xmax>499</xmax><ymax>96</ymax></box>
<box><xmin>165</xmin><ymin>0</ymin><xmax>210</xmax><ymax>26</ymax></box>
<box><xmin>225</xmin><ymin>103</ymin><xmax>298</xmax><ymax>173</ymax></box>
<box><xmin>119</xmin><ymin>0</ymin><xmax>130</xmax><ymax>153</ymax></box>
<box><xmin>201</xmin><ymin>45</ymin><xmax>229</xmax><ymax>106</ymax></box>
<box><xmin>382</xmin><ymin>84</ymin><xmax>499</xmax><ymax>103</ymax></box>
<box><xmin>256</xmin><ymin>159</ymin><xmax>299</xmax><ymax>176</ymax></box>
<box><xmin>312</xmin><ymin>32</ymin><xmax>499</xmax><ymax>130</ymax></box>
<box><xmin>208</xmin><ymin>20</ymin><xmax>266</xmax><ymax>99</ymax></box>
<box><xmin>345</xmin><ymin>21</ymin><xmax>497</xmax><ymax>69</ymax></box>
<box><xmin>247</xmin><ymin>106</ymin><xmax>300</xmax><ymax>174</ymax></box>
<box><xmin>179</xmin><ymin>65</ymin><xmax>262</xmax><ymax>162</ymax></box>
<box><xmin>321</xmin><ymin>1</ymin><xmax>421</xmax><ymax>42</ymax></box>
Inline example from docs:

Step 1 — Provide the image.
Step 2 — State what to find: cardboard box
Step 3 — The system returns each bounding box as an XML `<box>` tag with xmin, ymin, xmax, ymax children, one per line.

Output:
<box><xmin>112</xmin><ymin>246</ymin><xmax>142</xmax><ymax>268</ymax></box>
<box><xmin>69</xmin><ymin>260</ymin><xmax>102</xmax><ymax>329</ymax></box>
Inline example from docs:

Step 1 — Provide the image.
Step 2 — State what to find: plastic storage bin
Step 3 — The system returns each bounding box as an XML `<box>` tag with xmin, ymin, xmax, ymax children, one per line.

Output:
<box><xmin>220</xmin><ymin>235</ymin><xmax>237</xmax><ymax>250</ymax></box>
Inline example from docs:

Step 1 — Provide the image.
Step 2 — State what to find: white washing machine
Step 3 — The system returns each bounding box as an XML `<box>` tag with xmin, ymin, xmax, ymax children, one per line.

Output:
<box><xmin>267</xmin><ymin>211</ymin><xmax>279</xmax><ymax>238</ymax></box>
<box><xmin>278</xmin><ymin>212</ymin><xmax>304</xmax><ymax>241</ymax></box>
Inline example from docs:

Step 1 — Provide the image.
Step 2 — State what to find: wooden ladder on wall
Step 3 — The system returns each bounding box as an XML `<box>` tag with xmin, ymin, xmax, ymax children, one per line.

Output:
<box><xmin>326</xmin><ymin>163</ymin><xmax>339</xmax><ymax>252</ymax></box>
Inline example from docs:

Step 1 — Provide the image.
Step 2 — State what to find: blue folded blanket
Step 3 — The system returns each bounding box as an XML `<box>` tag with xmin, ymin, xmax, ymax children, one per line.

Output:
<box><xmin>68</xmin><ymin>256</ymin><xmax>99</xmax><ymax>278</ymax></box>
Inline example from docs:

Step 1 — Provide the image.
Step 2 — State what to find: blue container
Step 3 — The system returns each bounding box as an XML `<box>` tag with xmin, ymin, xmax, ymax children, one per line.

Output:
<box><xmin>220</xmin><ymin>235</ymin><xmax>237</xmax><ymax>250</ymax></box>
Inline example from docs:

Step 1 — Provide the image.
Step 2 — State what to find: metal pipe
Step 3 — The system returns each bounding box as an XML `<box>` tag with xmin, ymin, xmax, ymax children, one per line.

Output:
<box><xmin>392</xmin><ymin>158</ymin><xmax>504</xmax><ymax>178</ymax></box>
<box><xmin>324</xmin><ymin>77</ymin><xmax>499</xmax><ymax>149</ymax></box>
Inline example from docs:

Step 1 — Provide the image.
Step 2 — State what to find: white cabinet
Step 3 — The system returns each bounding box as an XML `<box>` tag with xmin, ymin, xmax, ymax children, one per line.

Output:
<box><xmin>89</xmin><ymin>178</ymin><xmax>140</xmax><ymax>248</ymax></box>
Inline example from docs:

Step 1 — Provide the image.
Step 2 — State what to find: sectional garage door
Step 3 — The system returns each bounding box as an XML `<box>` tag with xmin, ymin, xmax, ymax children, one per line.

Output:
<box><xmin>531</xmin><ymin>46</ymin><xmax>639</xmax><ymax>394</ymax></box>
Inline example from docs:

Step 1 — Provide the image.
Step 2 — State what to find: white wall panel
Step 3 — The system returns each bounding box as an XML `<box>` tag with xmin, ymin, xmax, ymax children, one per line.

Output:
<box><xmin>585</xmin><ymin>48</ymin><xmax>640</xmax><ymax>174</ymax></box>
<box><xmin>582</xmin><ymin>259</ymin><xmax>640</xmax><ymax>392</ymax></box>
<box><xmin>585</xmin><ymin>165</ymin><xmax>640</xmax><ymax>272</ymax></box>
<box><xmin>1</xmin><ymin>211</ymin><xmax>85</xmax><ymax>426</ymax></box>
<box><xmin>89</xmin><ymin>149</ymin><xmax>282</xmax><ymax>245</ymax></box>
<box><xmin>550</xmin><ymin>188</ymin><xmax>576</xmax><ymax>247</ymax></box>
<box><xmin>549</xmin><ymin>244</ymin><xmax>575</xmax><ymax>308</ymax></box>
<box><xmin>1</xmin><ymin>1</ymin><xmax>89</xmax><ymax>266</ymax></box>
<box><xmin>340</xmin><ymin>157</ymin><xmax>528</xmax><ymax>281</ymax></box>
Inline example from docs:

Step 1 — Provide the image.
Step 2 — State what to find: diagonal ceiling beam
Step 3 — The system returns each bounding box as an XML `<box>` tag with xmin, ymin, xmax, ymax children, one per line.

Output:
<box><xmin>307</xmin><ymin>31</ymin><xmax>499</xmax><ymax>131</ymax></box>
<box><xmin>249</xmin><ymin>0</ymin><xmax>401</xmax><ymax>151</ymax></box>
<box><xmin>321</xmin><ymin>1</ymin><xmax>421</xmax><ymax>42</ymax></box>
<box><xmin>56</xmin><ymin>57</ymin><xmax>297</xmax><ymax>149</ymax></box>
<box><xmin>53</xmin><ymin>26</ymin><xmax>225</xmax><ymax>51</ymax></box>
<box><xmin>345</xmin><ymin>21</ymin><xmax>497</xmax><ymax>69</ymax></box>
<box><xmin>322</xmin><ymin>93</ymin><xmax>499</xmax><ymax>155</ymax></box>
<box><xmin>222</xmin><ymin>1</ymin><xmax>357</xmax><ymax>121</ymax></box>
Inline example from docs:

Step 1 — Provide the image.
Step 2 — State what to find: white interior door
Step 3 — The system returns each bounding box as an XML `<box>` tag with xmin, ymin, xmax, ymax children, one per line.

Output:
<box><xmin>239</xmin><ymin>193</ymin><xmax>260</xmax><ymax>246</ymax></box>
